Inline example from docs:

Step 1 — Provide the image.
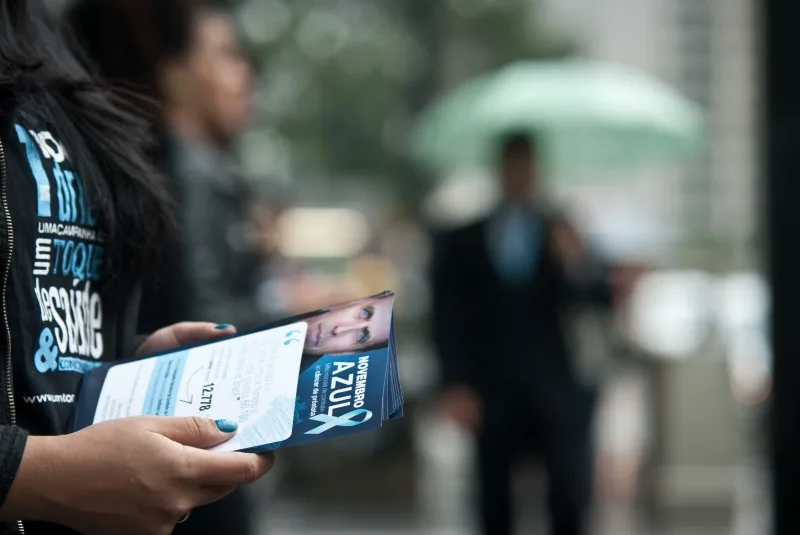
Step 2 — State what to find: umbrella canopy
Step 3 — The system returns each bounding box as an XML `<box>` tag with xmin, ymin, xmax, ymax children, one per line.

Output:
<box><xmin>411</xmin><ymin>59</ymin><xmax>706</xmax><ymax>180</ymax></box>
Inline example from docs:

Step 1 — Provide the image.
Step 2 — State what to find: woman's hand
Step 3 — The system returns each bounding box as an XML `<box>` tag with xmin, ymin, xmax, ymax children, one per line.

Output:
<box><xmin>136</xmin><ymin>322</ymin><xmax>236</xmax><ymax>356</ymax></box>
<box><xmin>5</xmin><ymin>416</ymin><xmax>274</xmax><ymax>535</ymax></box>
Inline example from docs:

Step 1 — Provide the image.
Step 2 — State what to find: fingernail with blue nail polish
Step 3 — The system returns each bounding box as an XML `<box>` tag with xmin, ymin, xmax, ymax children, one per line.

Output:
<box><xmin>215</xmin><ymin>324</ymin><xmax>232</xmax><ymax>330</ymax></box>
<box><xmin>214</xmin><ymin>419</ymin><xmax>238</xmax><ymax>433</ymax></box>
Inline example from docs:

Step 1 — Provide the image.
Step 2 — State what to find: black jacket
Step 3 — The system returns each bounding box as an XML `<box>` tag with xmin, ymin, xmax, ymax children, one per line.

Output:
<box><xmin>0</xmin><ymin>119</ymin><xmax>142</xmax><ymax>535</ymax></box>
<box><xmin>431</xmin><ymin>211</ymin><xmax>612</xmax><ymax>397</ymax></box>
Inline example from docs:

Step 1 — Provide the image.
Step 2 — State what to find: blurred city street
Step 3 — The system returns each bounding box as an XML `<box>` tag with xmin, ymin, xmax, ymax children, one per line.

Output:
<box><xmin>255</xmin><ymin>467</ymin><xmax>768</xmax><ymax>534</ymax></box>
<box><xmin>43</xmin><ymin>0</ymin><xmax>782</xmax><ymax>533</ymax></box>
<box><xmin>251</xmin><ymin>408</ymin><xmax>770</xmax><ymax>535</ymax></box>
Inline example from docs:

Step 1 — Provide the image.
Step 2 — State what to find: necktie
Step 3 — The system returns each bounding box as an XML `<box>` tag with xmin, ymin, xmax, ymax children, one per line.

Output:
<box><xmin>492</xmin><ymin>207</ymin><xmax>542</xmax><ymax>285</ymax></box>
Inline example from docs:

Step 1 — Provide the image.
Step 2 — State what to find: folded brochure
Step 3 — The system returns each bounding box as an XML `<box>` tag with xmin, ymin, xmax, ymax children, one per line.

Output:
<box><xmin>71</xmin><ymin>291</ymin><xmax>403</xmax><ymax>452</ymax></box>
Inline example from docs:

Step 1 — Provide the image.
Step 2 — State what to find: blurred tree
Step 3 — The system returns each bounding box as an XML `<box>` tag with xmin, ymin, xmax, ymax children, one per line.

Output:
<box><xmin>232</xmin><ymin>0</ymin><xmax>574</xmax><ymax>203</ymax></box>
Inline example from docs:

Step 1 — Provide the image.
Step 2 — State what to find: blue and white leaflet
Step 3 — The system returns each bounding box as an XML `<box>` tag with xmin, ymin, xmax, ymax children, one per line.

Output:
<box><xmin>71</xmin><ymin>292</ymin><xmax>403</xmax><ymax>451</ymax></box>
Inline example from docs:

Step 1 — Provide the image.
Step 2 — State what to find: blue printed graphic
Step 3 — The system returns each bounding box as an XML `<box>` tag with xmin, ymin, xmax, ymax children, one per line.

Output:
<box><xmin>58</xmin><ymin>357</ymin><xmax>102</xmax><ymax>374</ymax></box>
<box><xmin>142</xmin><ymin>351</ymin><xmax>189</xmax><ymax>416</ymax></box>
<box><xmin>16</xmin><ymin>123</ymin><xmax>96</xmax><ymax>226</ymax></box>
<box><xmin>14</xmin><ymin>125</ymin><xmax>51</xmax><ymax>218</ymax></box>
<box><xmin>17</xmin><ymin>124</ymin><xmax>109</xmax><ymax>385</ymax></box>
<box><xmin>34</xmin><ymin>327</ymin><xmax>58</xmax><ymax>373</ymax></box>
<box><xmin>53</xmin><ymin>161</ymin><xmax>72</xmax><ymax>223</ymax></box>
<box><xmin>34</xmin><ymin>327</ymin><xmax>101</xmax><ymax>375</ymax></box>
<box><xmin>51</xmin><ymin>239</ymin><xmax>103</xmax><ymax>281</ymax></box>
<box><xmin>304</xmin><ymin>409</ymin><xmax>373</xmax><ymax>435</ymax></box>
<box><xmin>53</xmin><ymin>161</ymin><xmax>94</xmax><ymax>225</ymax></box>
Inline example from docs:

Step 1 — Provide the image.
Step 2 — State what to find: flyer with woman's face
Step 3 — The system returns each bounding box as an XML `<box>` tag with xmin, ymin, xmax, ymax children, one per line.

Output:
<box><xmin>71</xmin><ymin>292</ymin><xmax>401</xmax><ymax>452</ymax></box>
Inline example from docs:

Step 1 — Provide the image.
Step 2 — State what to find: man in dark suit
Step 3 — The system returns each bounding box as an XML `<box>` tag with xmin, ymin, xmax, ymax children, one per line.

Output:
<box><xmin>432</xmin><ymin>132</ymin><xmax>617</xmax><ymax>535</ymax></box>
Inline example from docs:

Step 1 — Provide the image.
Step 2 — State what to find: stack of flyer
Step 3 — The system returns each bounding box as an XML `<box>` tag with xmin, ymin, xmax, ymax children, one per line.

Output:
<box><xmin>71</xmin><ymin>291</ymin><xmax>403</xmax><ymax>451</ymax></box>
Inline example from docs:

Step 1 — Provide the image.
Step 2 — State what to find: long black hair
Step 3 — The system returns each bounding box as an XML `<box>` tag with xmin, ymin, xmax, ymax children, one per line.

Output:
<box><xmin>0</xmin><ymin>0</ymin><xmax>172</xmax><ymax>282</ymax></box>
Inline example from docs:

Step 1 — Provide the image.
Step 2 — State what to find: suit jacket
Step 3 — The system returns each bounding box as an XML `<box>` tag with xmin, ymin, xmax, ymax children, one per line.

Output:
<box><xmin>431</xmin><ymin>211</ymin><xmax>612</xmax><ymax>401</ymax></box>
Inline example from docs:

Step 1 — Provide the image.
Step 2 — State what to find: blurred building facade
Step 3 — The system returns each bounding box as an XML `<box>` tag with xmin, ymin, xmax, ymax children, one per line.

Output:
<box><xmin>543</xmin><ymin>0</ymin><xmax>764</xmax><ymax>522</ymax></box>
<box><xmin>544</xmin><ymin>0</ymin><xmax>759</xmax><ymax>269</ymax></box>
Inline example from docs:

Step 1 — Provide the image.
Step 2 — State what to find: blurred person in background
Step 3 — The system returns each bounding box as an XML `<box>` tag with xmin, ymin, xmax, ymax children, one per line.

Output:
<box><xmin>68</xmin><ymin>0</ymin><xmax>265</xmax><ymax>332</ymax></box>
<box><xmin>68</xmin><ymin>1</ymin><xmax>264</xmax><ymax>534</ymax></box>
<box><xmin>432</xmin><ymin>132</ymin><xmax>620</xmax><ymax>535</ymax></box>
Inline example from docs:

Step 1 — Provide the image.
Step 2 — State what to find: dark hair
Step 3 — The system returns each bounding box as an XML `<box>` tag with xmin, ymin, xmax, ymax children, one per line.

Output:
<box><xmin>0</xmin><ymin>0</ymin><xmax>172</xmax><ymax>282</ymax></box>
<box><xmin>498</xmin><ymin>131</ymin><xmax>537</xmax><ymax>162</ymax></box>
<box><xmin>67</xmin><ymin>0</ymin><xmax>219</xmax><ymax>119</ymax></box>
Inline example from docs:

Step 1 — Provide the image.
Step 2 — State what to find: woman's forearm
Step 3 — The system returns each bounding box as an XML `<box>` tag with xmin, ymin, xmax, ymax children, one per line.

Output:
<box><xmin>0</xmin><ymin>435</ymin><xmax>62</xmax><ymax>522</ymax></box>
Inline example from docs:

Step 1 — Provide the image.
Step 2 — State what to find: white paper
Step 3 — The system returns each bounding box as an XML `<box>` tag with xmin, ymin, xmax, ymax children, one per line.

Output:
<box><xmin>93</xmin><ymin>322</ymin><xmax>307</xmax><ymax>451</ymax></box>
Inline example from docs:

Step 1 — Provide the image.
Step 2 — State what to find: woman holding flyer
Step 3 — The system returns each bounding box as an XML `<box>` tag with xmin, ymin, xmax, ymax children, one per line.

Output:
<box><xmin>0</xmin><ymin>1</ymin><xmax>274</xmax><ymax>534</ymax></box>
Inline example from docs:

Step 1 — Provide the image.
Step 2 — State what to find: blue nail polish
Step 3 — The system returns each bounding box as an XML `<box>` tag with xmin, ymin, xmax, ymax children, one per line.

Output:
<box><xmin>214</xmin><ymin>419</ymin><xmax>238</xmax><ymax>433</ymax></box>
<box><xmin>215</xmin><ymin>324</ymin><xmax>232</xmax><ymax>330</ymax></box>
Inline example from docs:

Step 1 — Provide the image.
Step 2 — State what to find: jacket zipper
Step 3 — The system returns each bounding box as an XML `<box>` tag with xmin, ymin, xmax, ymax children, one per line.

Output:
<box><xmin>0</xmin><ymin>139</ymin><xmax>24</xmax><ymax>535</ymax></box>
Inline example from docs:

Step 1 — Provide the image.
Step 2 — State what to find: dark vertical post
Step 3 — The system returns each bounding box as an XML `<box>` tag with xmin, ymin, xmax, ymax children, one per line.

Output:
<box><xmin>765</xmin><ymin>1</ymin><xmax>800</xmax><ymax>533</ymax></box>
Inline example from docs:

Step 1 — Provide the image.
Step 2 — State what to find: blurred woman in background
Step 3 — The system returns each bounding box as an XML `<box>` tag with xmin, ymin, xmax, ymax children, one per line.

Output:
<box><xmin>68</xmin><ymin>0</ymin><xmax>266</xmax><ymax>533</ymax></box>
<box><xmin>68</xmin><ymin>0</ymin><xmax>265</xmax><ymax>333</ymax></box>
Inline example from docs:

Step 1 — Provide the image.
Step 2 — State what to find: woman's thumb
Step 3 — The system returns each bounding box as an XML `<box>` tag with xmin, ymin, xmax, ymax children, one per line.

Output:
<box><xmin>172</xmin><ymin>322</ymin><xmax>237</xmax><ymax>347</ymax></box>
<box><xmin>148</xmin><ymin>416</ymin><xmax>239</xmax><ymax>448</ymax></box>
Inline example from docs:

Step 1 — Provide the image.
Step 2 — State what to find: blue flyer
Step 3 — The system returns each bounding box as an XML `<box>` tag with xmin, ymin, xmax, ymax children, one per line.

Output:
<box><xmin>71</xmin><ymin>291</ymin><xmax>402</xmax><ymax>451</ymax></box>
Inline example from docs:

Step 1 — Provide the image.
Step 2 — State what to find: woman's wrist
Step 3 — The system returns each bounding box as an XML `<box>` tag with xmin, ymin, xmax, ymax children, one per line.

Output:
<box><xmin>1</xmin><ymin>435</ymin><xmax>65</xmax><ymax>522</ymax></box>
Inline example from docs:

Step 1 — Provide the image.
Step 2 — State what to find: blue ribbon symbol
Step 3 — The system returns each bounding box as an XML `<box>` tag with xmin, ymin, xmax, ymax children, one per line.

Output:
<box><xmin>304</xmin><ymin>409</ymin><xmax>373</xmax><ymax>435</ymax></box>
